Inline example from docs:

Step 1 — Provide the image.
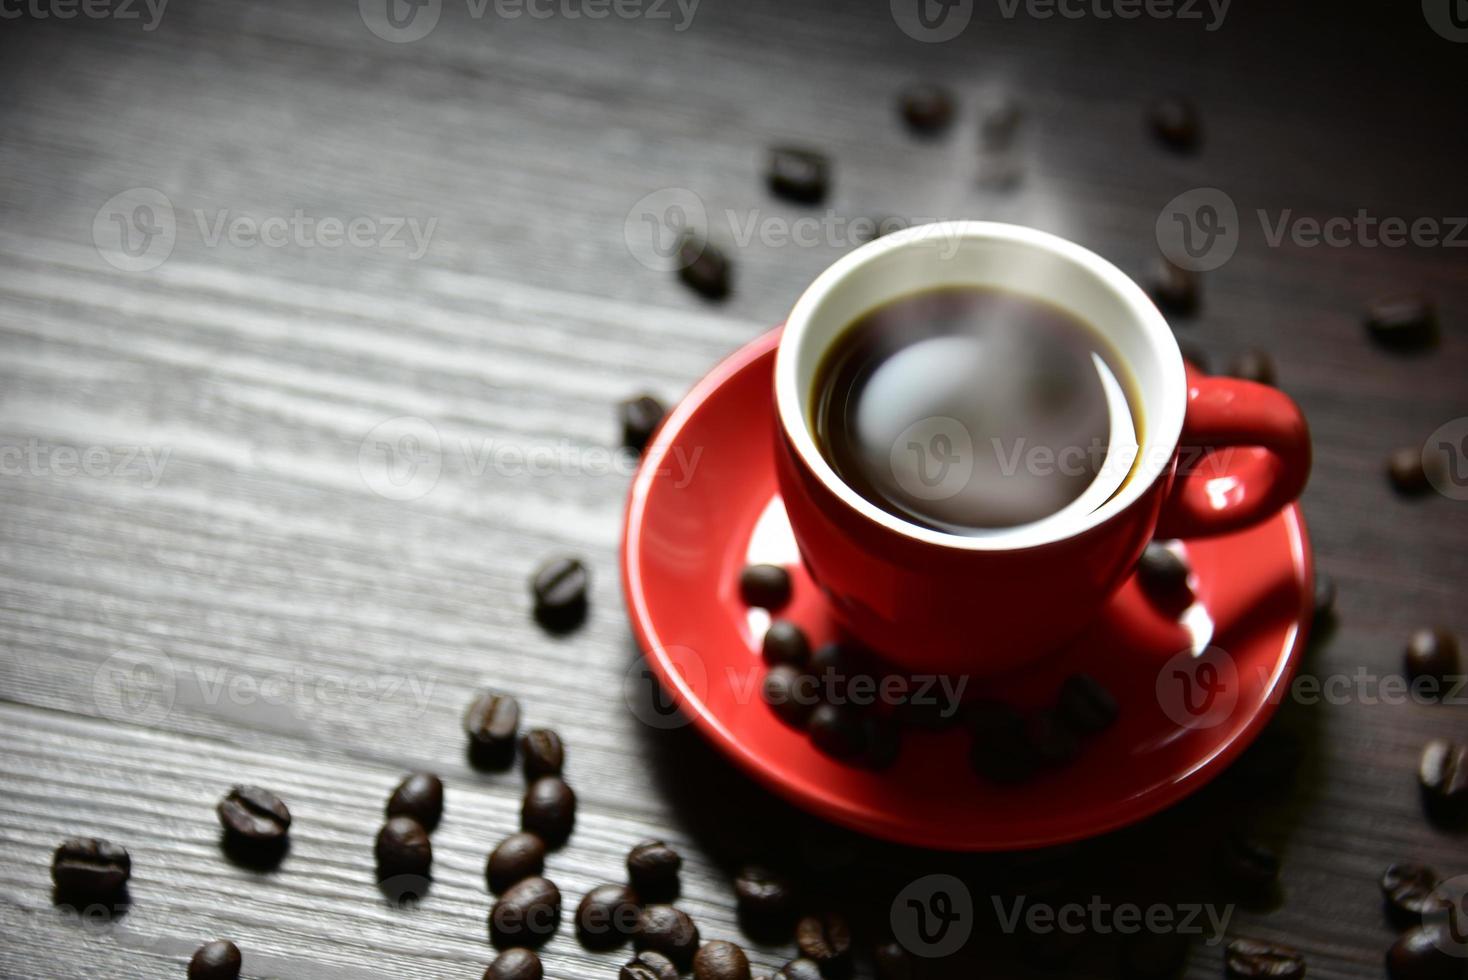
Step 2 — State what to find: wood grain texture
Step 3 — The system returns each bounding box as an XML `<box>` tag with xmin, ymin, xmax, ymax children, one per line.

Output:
<box><xmin>0</xmin><ymin>0</ymin><xmax>1464</xmax><ymax>977</ymax></box>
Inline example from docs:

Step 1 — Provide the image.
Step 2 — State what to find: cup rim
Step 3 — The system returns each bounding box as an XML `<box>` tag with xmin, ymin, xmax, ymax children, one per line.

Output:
<box><xmin>774</xmin><ymin>220</ymin><xmax>1187</xmax><ymax>552</ymax></box>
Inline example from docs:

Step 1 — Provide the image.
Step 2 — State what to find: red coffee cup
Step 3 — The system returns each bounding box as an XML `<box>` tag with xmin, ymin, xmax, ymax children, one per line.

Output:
<box><xmin>774</xmin><ymin>222</ymin><xmax>1310</xmax><ymax>676</ymax></box>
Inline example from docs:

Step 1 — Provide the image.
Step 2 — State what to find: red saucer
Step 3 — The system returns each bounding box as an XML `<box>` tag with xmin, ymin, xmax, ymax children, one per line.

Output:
<box><xmin>622</xmin><ymin>329</ymin><xmax>1313</xmax><ymax>851</ymax></box>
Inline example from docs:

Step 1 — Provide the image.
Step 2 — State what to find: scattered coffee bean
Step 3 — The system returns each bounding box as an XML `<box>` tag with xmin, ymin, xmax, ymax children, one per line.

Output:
<box><xmin>490</xmin><ymin>876</ymin><xmax>563</xmax><ymax>949</ymax></box>
<box><xmin>1367</xmin><ymin>296</ymin><xmax>1439</xmax><ymax>351</ymax></box>
<box><xmin>808</xmin><ymin>703</ymin><xmax>867</xmax><ymax>760</ymax></box>
<box><xmin>188</xmin><ymin>940</ymin><xmax>242</xmax><ymax>980</ymax></box>
<box><xmin>734</xmin><ymin>865</ymin><xmax>796</xmax><ymax>924</ymax></box>
<box><xmin>1381</xmin><ymin>862</ymin><xmax>1440</xmax><ymax>924</ymax></box>
<box><xmin>627</xmin><ymin>840</ymin><xmax>683</xmax><ymax>903</ymax></box>
<box><xmin>522</xmin><ymin>776</ymin><xmax>576</xmax><ymax>847</ymax></box>
<box><xmin>620</xmin><ymin>394</ymin><xmax>667</xmax><ymax>454</ymax></box>
<box><xmin>217</xmin><ymin>786</ymin><xmax>291</xmax><ymax>843</ymax></box>
<box><xmin>633</xmin><ymin>905</ymin><xmax>701</xmax><ymax>969</ymax></box>
<box><xmin>1388</xmin><ymin>448</ymin><xmax>1431</xmax><ymax>495</ymax></box>
<box><xmin>1216</xmin><ymin>833</ymin><xmax>1281</xmax><ymax>894</ymax></box>
<box><xmin>1025</xmin><ymin>711</ymin><xmax>1079</xmax><ymax>767</ymax></box>
<box><xmin>485</xmin><ymin>947</ymin><xmax>543</xmax><ymax>980</ymax></box>
<box><xmin>1056</xmin><ymin>674</ymin><xmax>1118</xmax><ymax>734</ymax></box>
<box><xmin>521</xmin><ymin>729</ymin><xmax>565</xmax><ymax>780</ymax></box>
<box><xmin>577</xmin><ymin>883</ymin><xmax>639</xmax><ymax>950</ymax></box>
<box><xmin>51</xmin><ymin>837</ymin><xmax>130</xmax><ymax>902</ymax></box>
<box><xmin>795</xmin><ymin>913</ymin><xmax>852</xmax><ymax>972</ymax></box>
<box><xmin>980</xmin><ymin>99</ymin><xmax>1022</xmax><ymax>148</ymax></box>
<box><xmin>695</xmin><ymin>940</ymin><xmax>752</xmax><ymax>980</ymax></box>
<box><xmin>774</xmin><ymin>959</ymin><xmax>824</xmax><ymax>980</ymax></box>
<box><xmin>488</xmin><ymin>832</ymin><xmax>547</xmax><ymax>894</ymax></box>
<box><xmin>1224</xmin><ymin>938</ymin><xmax>1305</xmax><ymax>980</ymax></box>
<box><xmin>678</xmin><ymin>233</ymin><xmax>732</xmax><ymax>300</ymax></box>
<box><xmin>621</xmin><ymin>950</ymin><xmax>681</xmax><ymax>980</ymax></box>
<box><xmin>376</xmin><ymin>816</ymin><xmax>432</xmax><ymax>880</ymax></box>
<box><xmin>862</xmin><ymin>713</ymin><xmax>902</xmax><ymax>770</ymax></box>
<box><xmin>767</xmin><ymin>147</ymin><xmax>830</xmax><ymax>204</ymax></box>
<box><xmin>740</xmin><ymin>564</ymin><xmax>792</xmax><ymax>609</ymax></box>
<box><xmin>1313</xmin><ymin>572</ymin><xmax>1336</xmax><ymax>623</ymax></box>
<box><xmin>898</xmin><ymin>83</ymin><xmax>955</xmax><ymax>135</ymax></box>
<box><xmin>762</xmin><ymin>620</ymin><xmax>811</xmax><ymax>667</ymax></box>
<box><xmin>1137</xmin><ymin>541</ymin><xmax>1192</xmax><ymax>608</ymax></box>
<box><xmin>531</xmin><ymin>558</ymin><xmax>589</xmax><ymax>633</ymax></box>
<box><xmin>1405</xmin><ymin>629</ymin><xmax>1460</xmax><ymax>685</ymax></box>
<box><xmin>763</xmin><ymin>665</ymin><xmax>816</xmax><ymax>727</ymax></box>
<box><xmin>1228</xmin><ymin>350</ymin><xmax>1277</xmax><ymax>386</ymax></box>
<box><xmin>1148</xmin><ymin>259</ymin><xmax>1200</xmax><ymax>317</ymax></box>
<box><xmin>386</xmin><ymin>772</ymin><xmax>443</xmax><ymax>831</ymax></box>
<box><xmin>872</xmin><ymin>942</ymin><xmax>913</xmax><ymax>980</ymax></box>
<box><xmin>1148</xmin><ymin>96</ymin><xmax>1201</xmax><ymax>152</ymax></box>
<box><xmin>1419</xmin><ymin>739</ymin><xmax>1468</xmax><ymax>812</ymax></box>
<box><xmin>1121</xmin><ymin>931</ymin><xmax>1189</xmax><ymax>980</ymax></box>
<box><xmin>968</xmin><ymin>701</ymin><xmax>1035</xmax><ymax>785</ymax></box>
<box><xmin>1387</xmin><ymin>926</ymin><xmax>1461</xmax><ymax>980</ymax></box>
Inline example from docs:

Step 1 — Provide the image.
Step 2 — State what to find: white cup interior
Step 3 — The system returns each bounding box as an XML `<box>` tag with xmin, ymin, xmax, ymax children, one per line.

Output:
<box><xmin>775</xmin><ymin>221</ymin><xmax>1187</xmax><ymax>551</ymax></box>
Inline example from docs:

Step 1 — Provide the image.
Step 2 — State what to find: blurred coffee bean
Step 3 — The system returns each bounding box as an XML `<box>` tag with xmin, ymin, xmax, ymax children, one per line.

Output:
<box><xmin>621</xmin><ymin>950</ymin><xmax>680</xmax><ymax>980</ymax></box>
<box><xmin>188</xmin><ymin>940</ymin><xmax>242</xmax><ymax>980</ymax></box>
<box><xmin>522</xmin><ymin>776</ymin><xmax>576</xmax><ymax>847</ymax></box>
<box><xmin>376</xmin><ymin>816</ymin><xmax>432</xmax><ymax>880</ymax></box>
<box><xmin>1228</xmin><ymin>350</ymin><xmax>1277</xmax><ymax>386</ymax></box>
<box><xmin>969</xmin><ymin>701</ymin><xmax>1035</xmax><ymax>784</ymax></box>
<box><xmin>1225</xmin><ymin>938</ymin><xmax>1305</xmax><ymax>980</ymax></box>
<box><xmin>808</xmin><ymin>703</ymin><xmax>867</xmax><ymax>760</ymax></box>
<box><xmin>1388</xmin><ymin>448</ymin><xmax>1432</xmax><ymax>495</ymax></box>
<box><xmin>633</xmin><ymin>905</ymin><xmax>701</xmax><ymax>969</ymax></box>
<box><xmin>980</xmin><ymin>99</ymin><xmax>1022</xmax><ymax>148</ymax></box>
<box><xmin>775</xmin><ymin>960</ymin><xmax>824</xmax><ymax>980</ymax></box>
<box><xmin>1387</xmin><ymin>926</ymin><xmax>1461</xmax><ymax>980</ymax></box>
<box><xmin>576</xmin><ymin>883</ymin><xmax>639</xmax><ymax>950</ymax></box>
<box><xmin>1025</xmin><ymin>711</ymin><xmax>1079</xmax><ymax>767</ymax></box>
<box><xmin>620</xmin><ymin>394</ymin><xmax>667</xmax><ymax>454</ymax></box>
<box><xmin>694</xmin><ymin>940</ymin><xmax>751</xmax><ymax>980</ymax></box>
<box><xmin>488</xmin><ymin>832</ymin><xmax>546</xmax><ymax>894</ymax></box>
<box><xmin>1216</xmin><ymin>833</ymin><xmax>1281</xmax><ymax>894</ymax></box>
<box><xmin>1313</xmin><ymin>572</ymin><xmax>1337</xmax><ymax>623</ymax></box>
<box><xmin>1419</xmin><ymin>739</ymin><xmax>1468</xmax><ymax>813</ymax></box>
<box><xmin>1367</xmin><ymin>296</ymin><xmax>1439</xmax><ymax>351</ymax></box>
<box><xmin>386</xmin><ymin>773</ymin><xmax>443</xmax><ymax>831</ymax></box>
<box><xmin>767</xmin><ymin>147</ymin><xmax>830</xmax><ymax>204</ymax></box>
<box><xmin>465</xmin><ymin>691</ymin><xmax>522</xmax><ymax>768</ymax></box>
<box><xmin>1405</xmin><ymin>628</ymin><xmax>1460</xmax><ymax>685</ymax></box>
<box><xmin>1056</xmin><ymin>674</ymin><xmax>1118</xmax><ymax>734</ymax></box>
<box><xmin>1148</xmin><ymin>96</ymin><xmax>1201</xmax><ymax>151</ymax></box>
<box><xmin>1381</xmin><ymin>862</ymin><xmax>1439</xmax><ymax>924</ymax></box>
<box><xmin>898</xmin><ymin>83</ymin><xmax>955</xmax><ymax>135</ymax></box>
<box><xmin>764</xmin><ymin>665</ymin><xmax>816</xmax><ymax>727</ymax></box>
<box><xmin>862</xmin><ymin>713</ymin><xmax>902</xmax><ymax>770</ymax></box>
<box><xmin>678</xmin><ymin>233</ymin><xmax>731</xmax><ymax>300</ymax></box>
<box><xmin>628</xmin><ymin>840</ymin><xmax>683</xmax><ymax>903</ymax></box>
<box><xmin>51</xmin><ymin>837</ymin><xmax>130</xmax><ymax>903</ymax></box>
<box><xmin>795</xmin><ymin>913</ymin><xmax>852</xmax><ymax>971</ymax></box>
<box><xmin>1148</xmin><ymin>259</ymin><xmax>1200</xmax><ymax>317</ymax></box>
<box><xmin>217</xmin><ymin>786</ymin><xmax>291</xmax><ymax>843</ymax></box>
<box><xmin>740</xmin><ymin>564</ymin><xmax>792</xmax><ymax>609</ymax></box>
<box><xmin>734</xmin><ymin>865</ymin><xmax>796</xmax><ymax>924</ymax></box>
<box><xmin>872</xmin><ymin>942</ymin><xmax>913</xmax><ymax>980</ymax></box>
<box><xmin>531</xmin><ymin>558</ymin><xmax>589</xmax><ymax>633</ymax></box>
<box><xmin>521</xmin><ymin>729</ymin><xmax>565</xmax><ymax>780</ymax></box>
<box><xmin>1137</xmin><ymin>542</ymin><xmax>1193</xmax><ymax>609</ymax></box>
<box><xmin>1121</xmin><ymin>931</ymin><xmax>1189</xmax><ymax>980</ymax></box>
<box><xmin>490</xmin><ymin>876</ymin><xmax>562</xmax><ymax>949</ymax></box>
<box><xmin>762</xmin><ymin>620</ymin><xmax>811</xmax><ymax>667</ymax></box>
<box><xmin>485</xmin><ymin>948</ymin><xmax>543</xmax><ymax>980</ymax></box>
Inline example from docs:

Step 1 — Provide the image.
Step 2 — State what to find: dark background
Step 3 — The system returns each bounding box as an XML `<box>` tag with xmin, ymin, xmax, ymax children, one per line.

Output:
<box><xmin>0</xmin><ymin>1</ymin><xmax>1464</xmax><ymax>977</ymax></box>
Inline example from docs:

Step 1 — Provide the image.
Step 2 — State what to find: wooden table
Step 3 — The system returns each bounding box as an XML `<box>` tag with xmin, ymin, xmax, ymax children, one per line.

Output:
<box><xmin>0</xmin><ymin>1</ymin><xmax>1463</xmax><ymax>977</ymax></box>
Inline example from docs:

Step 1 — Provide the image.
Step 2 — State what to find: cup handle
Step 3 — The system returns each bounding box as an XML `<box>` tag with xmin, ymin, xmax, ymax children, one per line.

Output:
<box><xmin>1154</xmin><ymin>366</ymin><xmax>1312</xmax><ymax>539</ymax></box>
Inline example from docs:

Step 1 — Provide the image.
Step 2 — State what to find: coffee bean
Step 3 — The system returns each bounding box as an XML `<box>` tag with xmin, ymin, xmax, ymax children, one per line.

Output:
<box><xmin>795</xmin><ymin>913</ymin><xmax>852</xmax><ymax>972</ymax></box>
<box><xmin>522</xmin><ymin>776</ymin><xmax>576</xmax><ymax>847</ymax></box>
<box><xmin>531</xmin><ymin>558</ymin><xmax>589</xmax><ymax>633</ymax></box>
<box><xmin>734</xmin><ymin>865</ymin><xmax>796</xmax><ymax>924</ymax></box>
<box><xmin>621</xmin><ymin>950</ymin><xmax>680</xmax><ymax>980</ymax></box>
<box><xmin>488</xmin><ymin>832</ymin><xmax>547</xmax><ymax>894</ymax></box>
<box><xmin>1056</xmin><ymin>674</ymin><xmax>1118</xmax><ymax>734</ymax></box>
<box><xmin>767</xmin><ymin>147</ymin><xmax>830</xmax><ymax>204</ymax></box>
<box><xmin>1136</xmin><ymin>542</ymin><xmax>1193</xmax><ymax>609</ymax></box>
<box><xmin>188</xmin><ymin>940</ymin><xmax>242</xmax><ymax>980</ymax></box>
<box><xmin>633</xmin><ymin>905</ymin><xmax>701</xmax><ymax>970</ymax></box>
<box><xmin>1313</xmin><ymin>572</ymin><xmax>1337</xmax><ymax>624</ymax></box>
<box><xmin>490</xmin><ymin>876</ymin><xmax>562</xmax><ymax>949</ymax></box>
<box><xmin>678</xmin><ymin>232</ymin><xmax>731</xmax><ymax>300</ymax></box>
<box><xmin>620</xmin><ymin>394</ymin><xmax>667</xmax><ymax>454</ymax></box>
<box><xmin>521</xmin><ymin>729</ymin><xmax>565</xmax><ymax>780</ymax></box>
<box><xmin>1025</xmin><ymin>711</ymin><xmax>1079</xmax><ymax>767</ymax></box>
<box><xmin>1148</xmin><ymin>259</ymin><xmax>1200</xmax><ymax>317</ymax></box>
<box><xmin>577</xmin><ymin>883</ymin><xmax>639</xmax><ymax>950</ymax></box>
<box><xmin>1216</xmin><ymin>833</ymin><xmax>1281</xmax><ymax>894</ymax></box>
<box><xmin>808</xmin><ymin>703</ymin><xmax>867</xmax><ymax>761</ymax></box>
<box><xmin>968</xmin><ymin>701</ymin><xmax>1035</xmax><ymax>784</ymax></box>
<box><xmin>1381</xmin><ymin>862</ymin><xmax>1440</xmax><ymax>924</ymax></box>
<box><xmin>763</xmin><ymin>665</ymin><xmax>816</xmax><ymax>727</ymax></box>
<box><xmin>217</xmin><ymin>786</ymin><xmax>291</xmax><ymax>843</ymax></box>
<box><xmin>1388</xmin><ymin>926</ymin><xmax>1461</xmax><ymax>980</ymax></box>
<box><xmin>1405</xmin><ymin>629</ymin><xmax>1460</xmax><ymax>685</ymax></box>
<box><xmin>627</xmin><ymin>840</ymin><xmax>683</xmax><ymax>903</ymax></box>
<box><xmin>898</xmin><ymin>83</ymin><xmax>955</xmax><ymax>135</ymax></box>
<box><xmin>774</xmin><ymin>959</ymin><xmax>824</xmax><ymax>980</ymax></box>
<box><xmin>1419</xmin><ymin>739</ymin><xmax>1468</xmax><ymax>812</ymax></box>
<box><xmin>1388</xmin><ymin>447</ymin><xmax>1431</xmax><ymax>495</ymax></box>
<box><xmin>386</xmin><ymin>773</ymin><xmax>443</xmax><ymax>831</ymax></box>
<box><xmin>762</xmin><ymin>620</ymin><xmax>811</xmax><ymax>667</ymax></box>
<box><xmin>694</xmin><ymin>941</ymin><xmax>751</xmax><ymax>980</ymax></box>
<box><xmin>1148</xmin><ymin>96</ymin><xmax>1201</xmax><ymax>152</ymax></box>
<box><xmin>485</xmin><ymin>948</ymin><xmax>543</xmax><ymax>980</ymax></box>
<box><xmin>465</xmin><ymin>690</ymin><xmax>521</xmax><ymax>768</ymax></box>
<box><xmin>376</xmin><ymin>816</ymin><xmax>432</xmax><ymax>880</ymax></box>
<box><xmin>1228</xmin><ymin>350</ymin><xmax>1277</xmax><ymax>386</ymax></box>
<box><xmin>1225</xmin><ymin>938</ymin><xmax>1305</xmax><ymax>980</ymax></box>
<box><xmin>1367</xmin><ymin>296</ymin><xmax>1439</xmax><ymax>351</ymax></box>
<box><xmin>1121</xmin><ymin>931</ymin><xmax>1189</xmax><ymax>980</ymax></box>
<box><xmin>51</xmin><ymin>837</ymin><xmax>130</xmax><ymax>902</ymax></box>
<box><xmin>980</xmin><ymin>100</ymin><xmax>1022</xmax><ymax>148</ymax></box>
<box><xmin>862</xmin><ymin>713</ymin><xmax>902</xmax><ymax>770</ymax></box>
<box><xmin>740</xmin><ymin>564</ymin><xmax>792</xmax><ymax>610</ymax></box>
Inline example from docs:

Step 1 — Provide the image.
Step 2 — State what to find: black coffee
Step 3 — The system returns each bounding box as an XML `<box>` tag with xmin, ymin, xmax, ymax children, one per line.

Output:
<box><xmin>811</xmin><ymin>286</ymin><xmax>1140</xmax><ymax>532</ymax></box>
